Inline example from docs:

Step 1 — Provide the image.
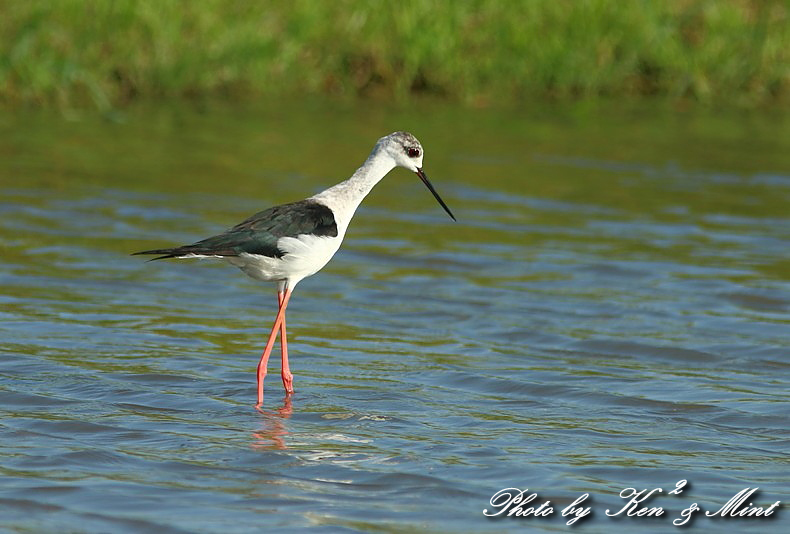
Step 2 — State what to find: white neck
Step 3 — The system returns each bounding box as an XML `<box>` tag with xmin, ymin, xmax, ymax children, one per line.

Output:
<box><xmin>310</xmin><ymin>145</ymin><xmax>396</xmax><ymax>230</ymax></box>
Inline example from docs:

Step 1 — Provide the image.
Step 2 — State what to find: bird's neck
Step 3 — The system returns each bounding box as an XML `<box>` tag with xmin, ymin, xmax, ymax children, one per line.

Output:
<box><xmin>310</xmin><ymin>148</ymin><xmax>396</xmax><ymax>224</ymax></box>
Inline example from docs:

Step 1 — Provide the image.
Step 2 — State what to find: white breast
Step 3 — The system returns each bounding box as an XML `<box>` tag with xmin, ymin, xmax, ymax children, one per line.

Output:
<box><xmin>225</xmin><ymin>232</ymin><xmax>344</xmax><ymax>288</ymax></box>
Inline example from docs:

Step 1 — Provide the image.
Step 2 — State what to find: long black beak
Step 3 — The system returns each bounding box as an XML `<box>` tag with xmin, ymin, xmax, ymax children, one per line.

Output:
<box><xmin>416</xmin><ymin>167</ymin><xmax>456</xmax><ymax>221</ymax></box>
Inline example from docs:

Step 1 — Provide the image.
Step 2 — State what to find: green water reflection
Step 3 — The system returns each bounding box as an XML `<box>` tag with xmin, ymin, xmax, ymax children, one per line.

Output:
<box><xmin>1</xmin><ymin>98</ymin><xmax>787</xmax><ymax>366</ymax></box>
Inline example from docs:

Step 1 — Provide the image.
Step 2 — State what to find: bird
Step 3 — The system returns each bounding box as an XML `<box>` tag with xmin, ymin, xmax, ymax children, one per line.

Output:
<box><xmin>133</xmin><ymin>131</ymin><xmax>455</xmax><ymax>406</ymax></box>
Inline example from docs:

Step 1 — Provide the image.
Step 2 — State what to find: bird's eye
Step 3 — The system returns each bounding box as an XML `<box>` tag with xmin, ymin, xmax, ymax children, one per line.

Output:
<box><xmin>407</xmin><ymin>147</ymin><xmax>420</xmax><ymax>158</ymax></box>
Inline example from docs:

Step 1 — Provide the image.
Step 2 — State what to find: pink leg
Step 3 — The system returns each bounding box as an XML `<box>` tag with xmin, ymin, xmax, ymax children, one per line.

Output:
<box><xmin>278</xmin><ymin>290</ymin><xmax>294</xmax><ymax>394</ymax></box>
<box><xmin>256</xmin><ymin>289</ymin><xmax>292</xmax><ymax>406</ymax></box>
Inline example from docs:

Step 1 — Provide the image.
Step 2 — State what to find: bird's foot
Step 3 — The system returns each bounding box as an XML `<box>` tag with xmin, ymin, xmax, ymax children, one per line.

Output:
<box><xmin>282</xmin><ymin>372</ymin><xmax>294</xmax><ymax>395</ymax></box>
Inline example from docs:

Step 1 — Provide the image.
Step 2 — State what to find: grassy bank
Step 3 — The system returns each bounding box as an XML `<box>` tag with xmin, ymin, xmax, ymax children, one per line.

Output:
<box><xmin>0</xmin><ymin>0</ymin><xmax>787</xmax><ymax>110</ymax></box>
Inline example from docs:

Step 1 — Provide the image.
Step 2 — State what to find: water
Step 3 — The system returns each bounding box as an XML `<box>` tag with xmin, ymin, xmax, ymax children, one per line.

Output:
<box><xmin>0</xmin><ymin>101</ymin><xmax>788</xmax><ymax>533</ymax></box>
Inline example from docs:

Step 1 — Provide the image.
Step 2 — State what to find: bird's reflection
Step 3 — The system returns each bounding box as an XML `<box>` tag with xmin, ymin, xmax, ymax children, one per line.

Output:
<box><xmin>251</xmin><ymin>395</ymin><xmax>293</xmax><ymax>450</ymax></box>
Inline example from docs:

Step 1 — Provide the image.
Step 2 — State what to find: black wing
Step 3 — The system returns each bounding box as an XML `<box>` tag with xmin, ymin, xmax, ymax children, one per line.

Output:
<box><xmin>133</xmin><ymin>199</ymin><xmax>338</xmax><ymax>260</ymax></box>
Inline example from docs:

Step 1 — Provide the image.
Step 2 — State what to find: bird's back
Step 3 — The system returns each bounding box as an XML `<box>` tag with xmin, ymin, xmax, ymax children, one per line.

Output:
<box><xmin>134</xmin><ymin>199</ymin><xmax>338</xmax><ymax>260</ymax></box>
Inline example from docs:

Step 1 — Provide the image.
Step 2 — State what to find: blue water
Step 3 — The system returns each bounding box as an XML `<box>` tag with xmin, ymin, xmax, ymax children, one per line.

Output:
<box><xmin>0</xmin><ymin>102</ymin><xmax>788</xmax><ymax>532</ymax></box>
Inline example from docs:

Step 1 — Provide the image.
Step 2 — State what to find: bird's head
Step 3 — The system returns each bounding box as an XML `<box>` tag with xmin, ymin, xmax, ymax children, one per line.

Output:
<box><xmin>378</xmin><ymin>131</ymin><xmax>455</xmax><ymax>221</ymax></box>
<box><xmin>381</xmin><ymin>131</ymin><xmax>424</xmax><ymax>173</ymax></box>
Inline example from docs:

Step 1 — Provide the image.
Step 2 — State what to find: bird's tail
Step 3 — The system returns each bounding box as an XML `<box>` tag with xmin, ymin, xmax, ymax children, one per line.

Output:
<box><xmin>131</xmin><ymin>246</ymin><xmax>202</xmax><ymax>261</ymax></box>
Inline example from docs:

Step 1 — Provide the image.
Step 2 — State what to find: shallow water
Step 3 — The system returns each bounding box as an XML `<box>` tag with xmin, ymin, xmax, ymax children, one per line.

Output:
<box><xmin>0</xmin><ymin>101</ymin><xmax>788</xmax><ymax>533</ymax></box>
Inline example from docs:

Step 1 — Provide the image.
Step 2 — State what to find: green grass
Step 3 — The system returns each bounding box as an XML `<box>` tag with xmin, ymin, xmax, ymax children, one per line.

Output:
<box><xmin>0</xmin><ymin>0</ymin><xmax>787</xmax><ymax>110</ymax></box>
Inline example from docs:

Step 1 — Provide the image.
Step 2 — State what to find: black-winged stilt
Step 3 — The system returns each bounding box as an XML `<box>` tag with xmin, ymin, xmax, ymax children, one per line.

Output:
<box><xmin>133</xmin><ymin>131</ymin><xmax>455</xmax><ymax>406</ymax></box>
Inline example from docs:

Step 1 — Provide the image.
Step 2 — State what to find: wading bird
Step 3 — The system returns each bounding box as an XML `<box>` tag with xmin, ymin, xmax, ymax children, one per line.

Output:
<box><xmin>134</xmin><ymin>132</ymin><xmax>455</xmax><ymax>406</ymax></box>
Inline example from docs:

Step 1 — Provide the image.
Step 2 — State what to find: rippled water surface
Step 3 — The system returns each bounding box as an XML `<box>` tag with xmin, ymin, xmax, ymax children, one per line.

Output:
<box><xmin>1</xmin><ymin>102</ymin><xmax>788</xmax><ymax>533</ymax></box>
